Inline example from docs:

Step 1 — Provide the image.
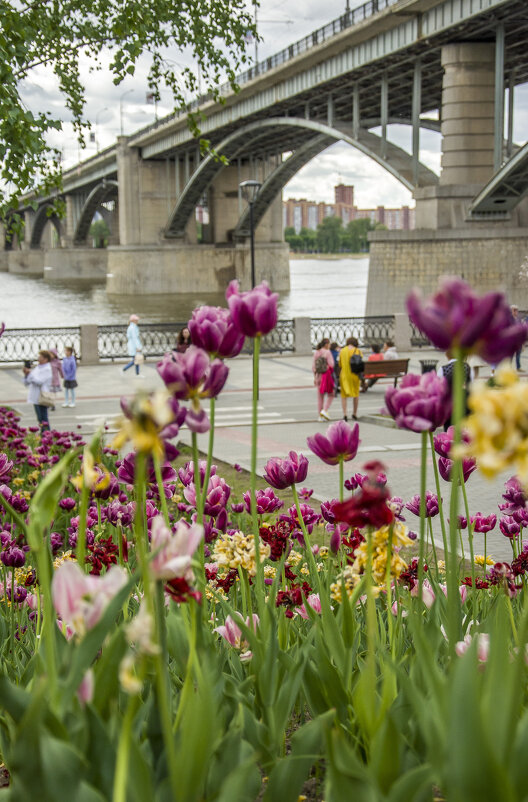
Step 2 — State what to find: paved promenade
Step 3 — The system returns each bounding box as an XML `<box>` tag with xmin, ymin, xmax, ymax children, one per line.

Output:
<box><xmin>0</xmin><ymin>348</ymin><xmax>523</xmax><ymax>562</ymax></box>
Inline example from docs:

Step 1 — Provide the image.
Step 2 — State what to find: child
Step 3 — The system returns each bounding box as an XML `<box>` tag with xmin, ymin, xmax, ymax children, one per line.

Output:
<box><xmin>62</xmin><ymin>346</ymin><xmax>78</xmax><ymax>408</ymax></box>
<box><xmin>49</xmin><ymin>348</ymin><xmax>63</xmax><ymax>404</ymax></box>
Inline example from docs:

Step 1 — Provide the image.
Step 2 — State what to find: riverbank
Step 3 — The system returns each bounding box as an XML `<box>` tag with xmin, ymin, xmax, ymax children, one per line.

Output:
<box><xmin>289</xmin><ymin>252</ymin><xmax>368</xmax><ymax>260</ymax></box>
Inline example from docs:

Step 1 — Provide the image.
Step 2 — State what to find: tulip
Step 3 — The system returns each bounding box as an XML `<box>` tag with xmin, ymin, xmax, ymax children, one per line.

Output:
<box><xmin>306</xmin><ymin>420</ymin><xmax>360</xmax><ymax>465</ymax></box>
<box><xmin>333</xmin><ymin>483</ymin><xmax>394</xmax><ymax>529</ymax></box>
<box><xmin>410</xmin><ymin>579</ymin><xmax>435</xmax><ymax>608</ymax></box>
<box><xmin>455</xmin><ymin>632</ymin><xmax>490</xmax><ymax>662</ymax></box>
<box><xmin>433</xmin><ymin>426</ymin><xmax>470</xmax><ymax>458</ymax></box>
<box><xmin>405</xmin><ymin>491</ymin><xmax>440</xmax><ymax>518</ymax></box>
<box><xmin>243</xmin><ymin>487</ymin><xmax>283</xmax><ymax>515</ymax></box>
<box><xmin>499</xmin><ymin>476</ymin><xmax>527</xmax><ymax>516</ymax></box>
<box><xmin>295</xmin><ymin>594</ymin><xmax>322</xmax><ymax>619</ymax></box>
<box><xmin>52</xmin><ymin>562</ymin><xmax>128</xmax><ymax>637</ymax></box>
<box><xmin>385</xmin><ymin>372</ymin><xmax>451</xmax><ymax>432</ymax></box>
<box><xmin>470</xmin><ymin>513</ymin><xmax>497</xmax><ymax>534</ymax></box>
<box><xmin>500</xmin><ymin>515</ymin><xmax>520</xmax><ymax>538</ymax></box>
<box><xmin>214</xmin><ymin>612</ymin><xmax>259</xmax><ymax>658</ymax></box>
<box><xmin>188</xmin><ymin>305</ymin><xmax>245</xmax><ymax>358</ymax></box>
<box><xmin>0</xmin><ymin>454</ymin><xmax>13</xmax><ymax>481</ymax></box>
<box><xmin>226</xmin><ymin>280</ymin><xmax>278</xmax><ymax>337</ymax></box>
<box><xmin>184</xmin><ymin>475</ymin><xmax>231</xmax><ymax>516</ymax></box>
<box><xmin>149</xmin><ymin>516</ymin><xmax>203</xmax><ymax>580</ymax></box>
<box><xmin>407</xmin><ymin>276</ymin><xmax>527</xmax><ymax>362</ymax></box>
<box><xmin>438</xmin><ymin>455</ymin><xmax>477</xmax><ymax>483</ymax></box>
<box><xmin>157</xmin><ymin>346</ymin><xmax>229</xmax><ymax>401</ymax></box>
<box><xmin>263</xmin><ymin>451</ymin><xmax>309</xmax><ymax>489</ymax></box>
<box><xmin>320</xmin><ymin>499</ymin><xmax>339</xmax><ymax>524</ymax></box>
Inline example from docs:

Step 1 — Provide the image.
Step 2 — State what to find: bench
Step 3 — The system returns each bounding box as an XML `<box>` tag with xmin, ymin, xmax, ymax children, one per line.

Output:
<box><xmin>362</xmin><ymin>358</ymin><xmax>409</xmax><ymax>388</ymax></box>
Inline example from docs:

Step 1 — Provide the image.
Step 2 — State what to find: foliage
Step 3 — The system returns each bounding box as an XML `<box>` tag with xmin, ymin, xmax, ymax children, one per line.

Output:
<box><xmin>285</xmin><ymin>217</ymin><xmax>386</xmax><ymax>253</ymax></box>
<box><xmin>0</xmin><ymin>0</ymin><xmax>256</xmax><ymax>228</ymax></box>
<box><xmin>89</xmin><ymin>218</ymin><xmax>110</xmax><ymax>248</ymax></box>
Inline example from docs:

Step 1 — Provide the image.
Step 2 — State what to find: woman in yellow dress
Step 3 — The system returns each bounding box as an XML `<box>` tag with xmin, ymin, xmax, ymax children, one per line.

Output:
<box><xmin>338</xmin><ymin>336</ymin><xmax>363</xmax><ymax>421</ymax></box>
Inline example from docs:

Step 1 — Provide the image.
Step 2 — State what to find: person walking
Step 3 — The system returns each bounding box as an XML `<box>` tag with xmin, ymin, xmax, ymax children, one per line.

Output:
<box><xmin>329</xmin><ymin>341</ymin><xmax>341</xmax><ymax>396</ymax></box>
<box><xmin>175</xmin><ymin>326</ymin><xmax>192</xmax><ymax>353</ymax></box>
<box><xmin>312</xmin><ymin>338</ymin><xmax>335</xmax><ymax>421</ymax></box>
<box><xmin>338</xmin><ymin>336</ymin><xmax>363</xmax><ymax>421</ymax></box>
<box><xmin>122</xmin><ymin>314</ymin><xmax>143</xmax><ymax>375</ymax></box>
<box><xmin>23</xmin><ymin>350</ymin><xmax>53</xmax><ymax>431</ymax></box>
<box><xmin>62</xmin><ymin>346</ymin><xmax>78</xmax><ymax>408</ymax></box>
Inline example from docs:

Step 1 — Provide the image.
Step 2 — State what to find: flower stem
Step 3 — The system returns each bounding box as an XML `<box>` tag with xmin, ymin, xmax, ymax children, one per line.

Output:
<box><xmin>201</xmin><ymin>396</ymin><xmax>216</xmax><ymax>517</ymax></box>
<box><xmin>447</xmin><ymin>349</ymin><xmax>465</xmax><ymax>653</ymax></box>
<box><xmin>461</xmin><ymin>478</ymin><xmax>476</xmax><ymax>592</ymax></box>
<box><xmin>250</xmin><ymin>336</ymin><xmax>264</xmax><ymax>602</ymax></box>
<box><xmin>428</xmin><ymin>433</ymin><xmax>450</xmax><ymax>562</ymax></box>
<box><xmin>153</xmin><ymin>453</ymin><xmax>170</xmax><ymax>527</ymax></box>
<box><xmin>113</xmin><ymin>693</ymin><xmax>141</xmax><ymax>802</ymax></box>
<box><xmin>76</xmin><ymin>481</ymin><xmax>89</xmax><ymax>571</ymax></box>
<box><xmin>153</xmin><ymin>580</ymin><xmax>179</xmax><ymax>799</ymax></box>
<box><xmin>339</xmin><ymin>458</ymin><xmax>344</xmax><ymax>503</ymax></box>
<box><xmin>417</xmin><ymin>432</ymin><xmax>427</xmax><ymax>604</ymax></box>
<box><xmin>292</xmin><ymin>484</ymin><xmax>320</xmax><ymax>591</ymax></box>
<box><xmin>191</xmin><ymin>433</ymin><xmax>202</xmax><ymax>527</ymax></box>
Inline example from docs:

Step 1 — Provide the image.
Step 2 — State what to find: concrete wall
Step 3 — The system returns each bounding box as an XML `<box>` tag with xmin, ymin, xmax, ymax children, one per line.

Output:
<box><xmin>366</xmin><ymin>228</ymin><xmax>528</xmax><ymax>315</ymax></box>
<box><xmin>8</xmin><ymin>250</ymin><xmax>44</xmax><ymax>277</ymax></box>
<box><xmin>0</xmin><ymin>252</ymin><xmax>8</xmax><ymax>272</ymax></box>
<box><xmin>106</xmin><ymin>242</ymin><xmax>290</xmax><ymax>295</ymax></box>
<box><xmin>42</xmin><ymin>248</ymin><xmax>108</xmax><ymax>282</ymax></box>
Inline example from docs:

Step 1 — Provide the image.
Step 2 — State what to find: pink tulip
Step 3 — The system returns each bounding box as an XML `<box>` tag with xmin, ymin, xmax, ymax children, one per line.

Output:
<box><xmin>295</xmin><ymin>593</ymin><xmax>322</xmax><ymax>619</ymax></box>
<box><xmin>214</xmin><ymin>613</ymin><xmax>259</xmax><ymax>657</ymax></box>
<box><xmin>150</xmin><ymin>516</ymin><xmax>203</xmax><ymax>581</ymax></box>
<box><xmin>52</xmin><ymin>562</ymin><xmax>128</xmax><ymax>636</ymax></box>
<box><xmin>410</xmin><ymin>579</ymin><xmax>435</xmax><ymax>608</ymax></box>
<box><xmin>455</xmin><ymin>632</ymin><xmax>490</xmax><ymax>662</ymax></box>
<box><xmin>77</xmin><ymin>669</ymin><xmax>94</xmax><ymax>707</ymax></box>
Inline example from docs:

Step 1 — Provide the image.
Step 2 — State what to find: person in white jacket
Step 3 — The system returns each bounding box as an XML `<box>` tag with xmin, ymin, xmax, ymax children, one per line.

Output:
<box><xmin>122</xmin><ymin>314</ymin><xmax>143</xmax><ymax>376</ymax></box>
<box><xmin>23</xmin><ymin>350</ymin><xmax>53</xmax><ymax>430</ymax></box>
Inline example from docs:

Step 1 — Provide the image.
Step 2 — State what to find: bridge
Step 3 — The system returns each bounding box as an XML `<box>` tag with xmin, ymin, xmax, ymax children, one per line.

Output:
<box><xmin>3</xmin><ymin>0</ymin><xmax>528</xmax><ymax>311</ymax></box>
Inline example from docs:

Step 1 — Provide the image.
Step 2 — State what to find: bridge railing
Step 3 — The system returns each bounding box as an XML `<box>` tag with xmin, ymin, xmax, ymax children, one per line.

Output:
<box><xmin>0</xmin><ymin>316</ymin><xmax>420</xmax><ymax>365</ymax></box>
<box><xmin>130</xmin><ymin>0</ymin><xmax>401</xmax><ymax>142</ymax></box>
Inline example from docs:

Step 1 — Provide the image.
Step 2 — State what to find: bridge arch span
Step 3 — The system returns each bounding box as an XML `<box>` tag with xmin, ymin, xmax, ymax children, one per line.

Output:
<box><xmin>73</xmin><ymin>180</ymin><xmax>119</xmax><ymax>245</ymax></box>
<box><xmin>30</xmin><ymin>202</ymin><xmax>63</xmax><ymax>250</ymax></box>
<box><xmin>164</xmin><ymin>117</ymin><xmax>438</xmax><ymax>239</ymax></box>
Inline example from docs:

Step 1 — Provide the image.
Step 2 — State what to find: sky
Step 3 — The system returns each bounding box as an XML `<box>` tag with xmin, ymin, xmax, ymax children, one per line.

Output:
<box><xmin>19</xmin><ymin>0</ymin><xmax>528</xmax><ymax>210</ymax></box>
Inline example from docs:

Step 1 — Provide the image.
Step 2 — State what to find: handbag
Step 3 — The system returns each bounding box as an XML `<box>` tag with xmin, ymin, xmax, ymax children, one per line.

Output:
<box><xmin>38</xmin><ymin>390</ymin><xmax>56</xmax><ymax>407</ymax></box>
<box><xmin>349</xmin><ymin>352</ymin><xmax>365</xmax><ymax>375</ymax></box>
<box><xmin>134</xmin><ymin>350</ymin><xmax>145</xmax><ymax>366</ymax></box>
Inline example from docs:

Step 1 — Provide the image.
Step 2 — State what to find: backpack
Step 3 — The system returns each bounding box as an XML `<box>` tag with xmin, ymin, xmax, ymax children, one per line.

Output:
<box><xmin>314</xmin><ymin>355</ymin><xmax>328</xmax><ymax>375</ymax></box>
<box><xmin>349</xmin><ymin>352</ymin><xmax>365</xmax><ymax>374</ymax></box>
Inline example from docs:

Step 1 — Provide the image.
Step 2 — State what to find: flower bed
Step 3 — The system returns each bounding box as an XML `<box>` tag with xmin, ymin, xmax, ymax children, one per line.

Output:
<box><xmin>0</xmin><ymin>278</ymin><xmax>528</xmax><ymax>801</ymax></box>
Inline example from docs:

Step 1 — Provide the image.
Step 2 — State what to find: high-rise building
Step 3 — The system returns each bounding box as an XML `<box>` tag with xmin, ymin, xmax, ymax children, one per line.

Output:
<box><xmin>283</xmin><ymin>185</ymin><xmax>415</xmax><ymax>233</ymax></box>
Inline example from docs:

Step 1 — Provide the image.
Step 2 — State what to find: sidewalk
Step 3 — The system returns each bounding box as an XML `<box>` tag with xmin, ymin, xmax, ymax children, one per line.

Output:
<box><xmin>0</xmin><ymin>348</ymin><xmax>521</xmax><ymax>562</ymax></box>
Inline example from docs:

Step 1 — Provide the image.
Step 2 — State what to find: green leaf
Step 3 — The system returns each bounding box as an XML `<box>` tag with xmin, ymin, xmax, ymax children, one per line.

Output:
<box><xmin>264</xmin><ymin>710</ymin><xmax>335</xmax><ymax>802</ymax></box>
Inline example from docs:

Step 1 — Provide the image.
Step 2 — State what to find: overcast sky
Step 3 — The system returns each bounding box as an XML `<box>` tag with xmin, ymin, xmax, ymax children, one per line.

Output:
<box><xmin>20</xmin><ymin>0</ymin><xmax>528</xmax><ymax>210</ymax></box>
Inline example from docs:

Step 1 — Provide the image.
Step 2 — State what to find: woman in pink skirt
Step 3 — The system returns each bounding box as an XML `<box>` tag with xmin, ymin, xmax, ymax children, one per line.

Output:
<box><xmin>312</xmin><ymin>338</ymin><xmax>335</xmax><ymax>421</ymax></box>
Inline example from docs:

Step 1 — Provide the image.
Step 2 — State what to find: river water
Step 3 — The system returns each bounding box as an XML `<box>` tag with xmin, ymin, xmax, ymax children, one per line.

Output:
<box><xmin>1</xmin><ymin>256</ymin><xmax>369</xmax><ymax>327</ymax></box>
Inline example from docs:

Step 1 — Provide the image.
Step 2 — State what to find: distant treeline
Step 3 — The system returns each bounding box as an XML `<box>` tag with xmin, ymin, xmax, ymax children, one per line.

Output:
<box><xmin>285</xmin><ymin>216</ymin><xmax>386</xmax><ymax>254</ymax></box>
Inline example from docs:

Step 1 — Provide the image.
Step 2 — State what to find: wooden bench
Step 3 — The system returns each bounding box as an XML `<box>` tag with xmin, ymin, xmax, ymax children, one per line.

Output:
<box><xmin>362</xmin><ymin>358</ymin><xmax>409</xmax><ymax>388</ymax></box>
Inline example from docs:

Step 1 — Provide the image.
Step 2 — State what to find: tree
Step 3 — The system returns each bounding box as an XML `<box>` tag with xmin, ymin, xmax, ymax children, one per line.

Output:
<box><xmin>299</xmin><ymin>227</ymin><xmax>317</xmax><ymax>252</ymax></box>
<box><xmin>346</xmin><ymin>217</ymin><xmax>374</xmax><ymax>252</ymax></box>
<box><xmin>316</xmin><ymin>216</ymin><xmax>343</xmax><ymax>253</ymax></box>
<box><xmin>0</xmin><ymin>0</ymin><xmax>256</xmax><ymax>228</ymax></box>
<box><xmin>90</xmin><ymin>218</ymin><xmax>110</xmax><ymax>248</ymax></box>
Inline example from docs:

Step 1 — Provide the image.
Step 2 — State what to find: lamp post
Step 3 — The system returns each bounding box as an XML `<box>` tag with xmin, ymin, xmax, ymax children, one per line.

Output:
<box><xmin>119</xmin><ymin>89</ymin><xmax>134</xmax><ymax>136</ymax></box>
<box><xmin>95</xmin><ymin>107</ymin><xmax>109</xmax><ymax>152</ymax></box>
<box><xmin>239</xmin><ymin>179</ymin><xmax>262</xmax><ymax>288</ymax></box>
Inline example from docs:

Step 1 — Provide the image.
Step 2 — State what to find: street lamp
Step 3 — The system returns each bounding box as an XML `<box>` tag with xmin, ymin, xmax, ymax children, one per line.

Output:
<box><xmin>95</xmin><ymin>107</ymin><xmax>109</xmax><ymax>152</ymax></box>
<box><xmin>119</xmin><ymin>89</ymin><xmax>134</xmax><ymax>136</ymax></box>
<box><xmin>239</xmin><ymin>179</ymin><xmax>262</xmax><ymax>288</ymax></box>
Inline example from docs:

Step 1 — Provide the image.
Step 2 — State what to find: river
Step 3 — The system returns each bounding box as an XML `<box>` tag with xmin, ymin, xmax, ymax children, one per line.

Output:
<box><xmin>1</xmin><ymin>255</ymin><xmax>369</xmax><ymax>327</ymax></box>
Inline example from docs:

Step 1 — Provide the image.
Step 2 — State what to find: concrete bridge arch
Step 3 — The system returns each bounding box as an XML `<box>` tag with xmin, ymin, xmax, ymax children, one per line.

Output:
<box><xmin>73</xmin><ymin>180</ymin><xmax>119</xmax><ymax>245</ymax></box>
<box><xmin>164</xmin><ymin>117</ymin><xmax>439</xmax><ymax>240</ymax></box>
<box><xmin>29</xmin><ymin>202</ymin><xmax>63</xmax><ymax>249</ymax></box>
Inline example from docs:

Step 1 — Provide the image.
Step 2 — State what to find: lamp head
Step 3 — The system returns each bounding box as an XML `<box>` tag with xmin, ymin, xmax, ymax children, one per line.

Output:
<box><xmin>239</xmin><ymin>179</ymin><xmax>262</xmax><ymax>204</ymax></box>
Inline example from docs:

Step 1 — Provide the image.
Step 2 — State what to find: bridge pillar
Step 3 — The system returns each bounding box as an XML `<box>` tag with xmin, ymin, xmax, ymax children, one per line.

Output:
<box><xmin>440</xmin><ymin>42</ymin><xmax>495</xmax><ymax>186</ymax></box>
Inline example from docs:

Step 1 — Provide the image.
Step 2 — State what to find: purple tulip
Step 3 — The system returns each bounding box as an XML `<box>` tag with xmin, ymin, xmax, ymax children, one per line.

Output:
<box><xmin>1</xmin><ymin>547</ymin><xmax>25</xmax><ymax>568</ymax></box>
<box><xmin>500</xmin><ymin>515</ymin><xmax>520</xmax><ymax>538</ymax></box>
<box><xmin>320</xmin><ymin>499</ymin><xmax>339</xmax><ymax>524</ymax></box>
<box><xmin>178</xmin><ymin>460</ymin><xmax>216</xmax><ymax>487</ymax></box>
<box><xmin>184</xmin><ymin>475</ymin><xmax>231</xmax><ymax>517</ymax></box>
<box><xmin>438</xmin><ymin>456</ymin><xmax>477</xmax><ymax>484</ymax></box>
<box><xmin>388</xmin><ymin>496</ymin><xmax>406</xmax><ymax>521</ymax></box>
<box><xmin>263</xmin><ymin>451</ymin><xmax>309</xmax><ymax>489</ymax></box>
<box><xmin>243</xmin><ymin>487</ymin><xmax>283</xmax><ymax>515</ymax></box>
<box><xmin>306</xmin><ymin>420</ymin><xmax>360</xmax><ymax>465</ymax></box>
<box><xmin>0</xmin><ymin>454</ymin><xmax>13</xmax><ymax>481</ymax></box>
<box><xmin>513</xmin><ymin>507</ymin><xmax>528</xmax><ymax>527</ymax></box>
<box><xmin>185</xmin><ymin>407</ymin><xmax>211</xmax><ymax>433</ymax></box>
<box><xmin>385</xmin><ymin>372</ymin><xmax>451</xmax><ymax>432</ymax></box>
<box><xmin>499</xmin><ymin>476</ymin><xmax>527</xmax><ymax>516</ymax></box>
<box><xmin>157</xmin><ymin>346</ymin><xmax>229</xmax><ymax>401</ymax></box>
<box><xmin>405</xmin><ymin>491</ymin><xmax>440</xmax><ymax>518</ymax></box>
<box><xmin>433</xmin><ymin>426</ymin><xmax>470</xmax><ymax>458</ymax></box>
<box><xmin>188</xmin><ymin>306</ymin><xmax>245</xmax><ymax>358</ymax></box>
<box><xmin>58</xmin><ymin>497</ymin><xmax>77</xmax><ymax>511</ymax></box>
<box><xmin>281</xmin><ymin>503</ymin><xmax>321</xmax><ymax>537</ymax></box>
<box><xmin>226</xmin><ymin>280</ymin><xmax>278</xmax><ymax>337</ymax></box>
<box><xmin>329</xmin><ymin>529</ymin><xmax>341</xmax><ymax>554</ymax></box>
<box><xmin>471</xmin><ymin>513</ymin><xmax>497</xmax><ymax>534</ymax></box>
<box><xmin>407</xmin><ymin>276</ymin><xmax>528</xmax><ymax>362</ymax></box>
<box><xmin>231</xmin><ymin>502</ymin><xmax>244</xmax><ymax>514</ymax></box>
